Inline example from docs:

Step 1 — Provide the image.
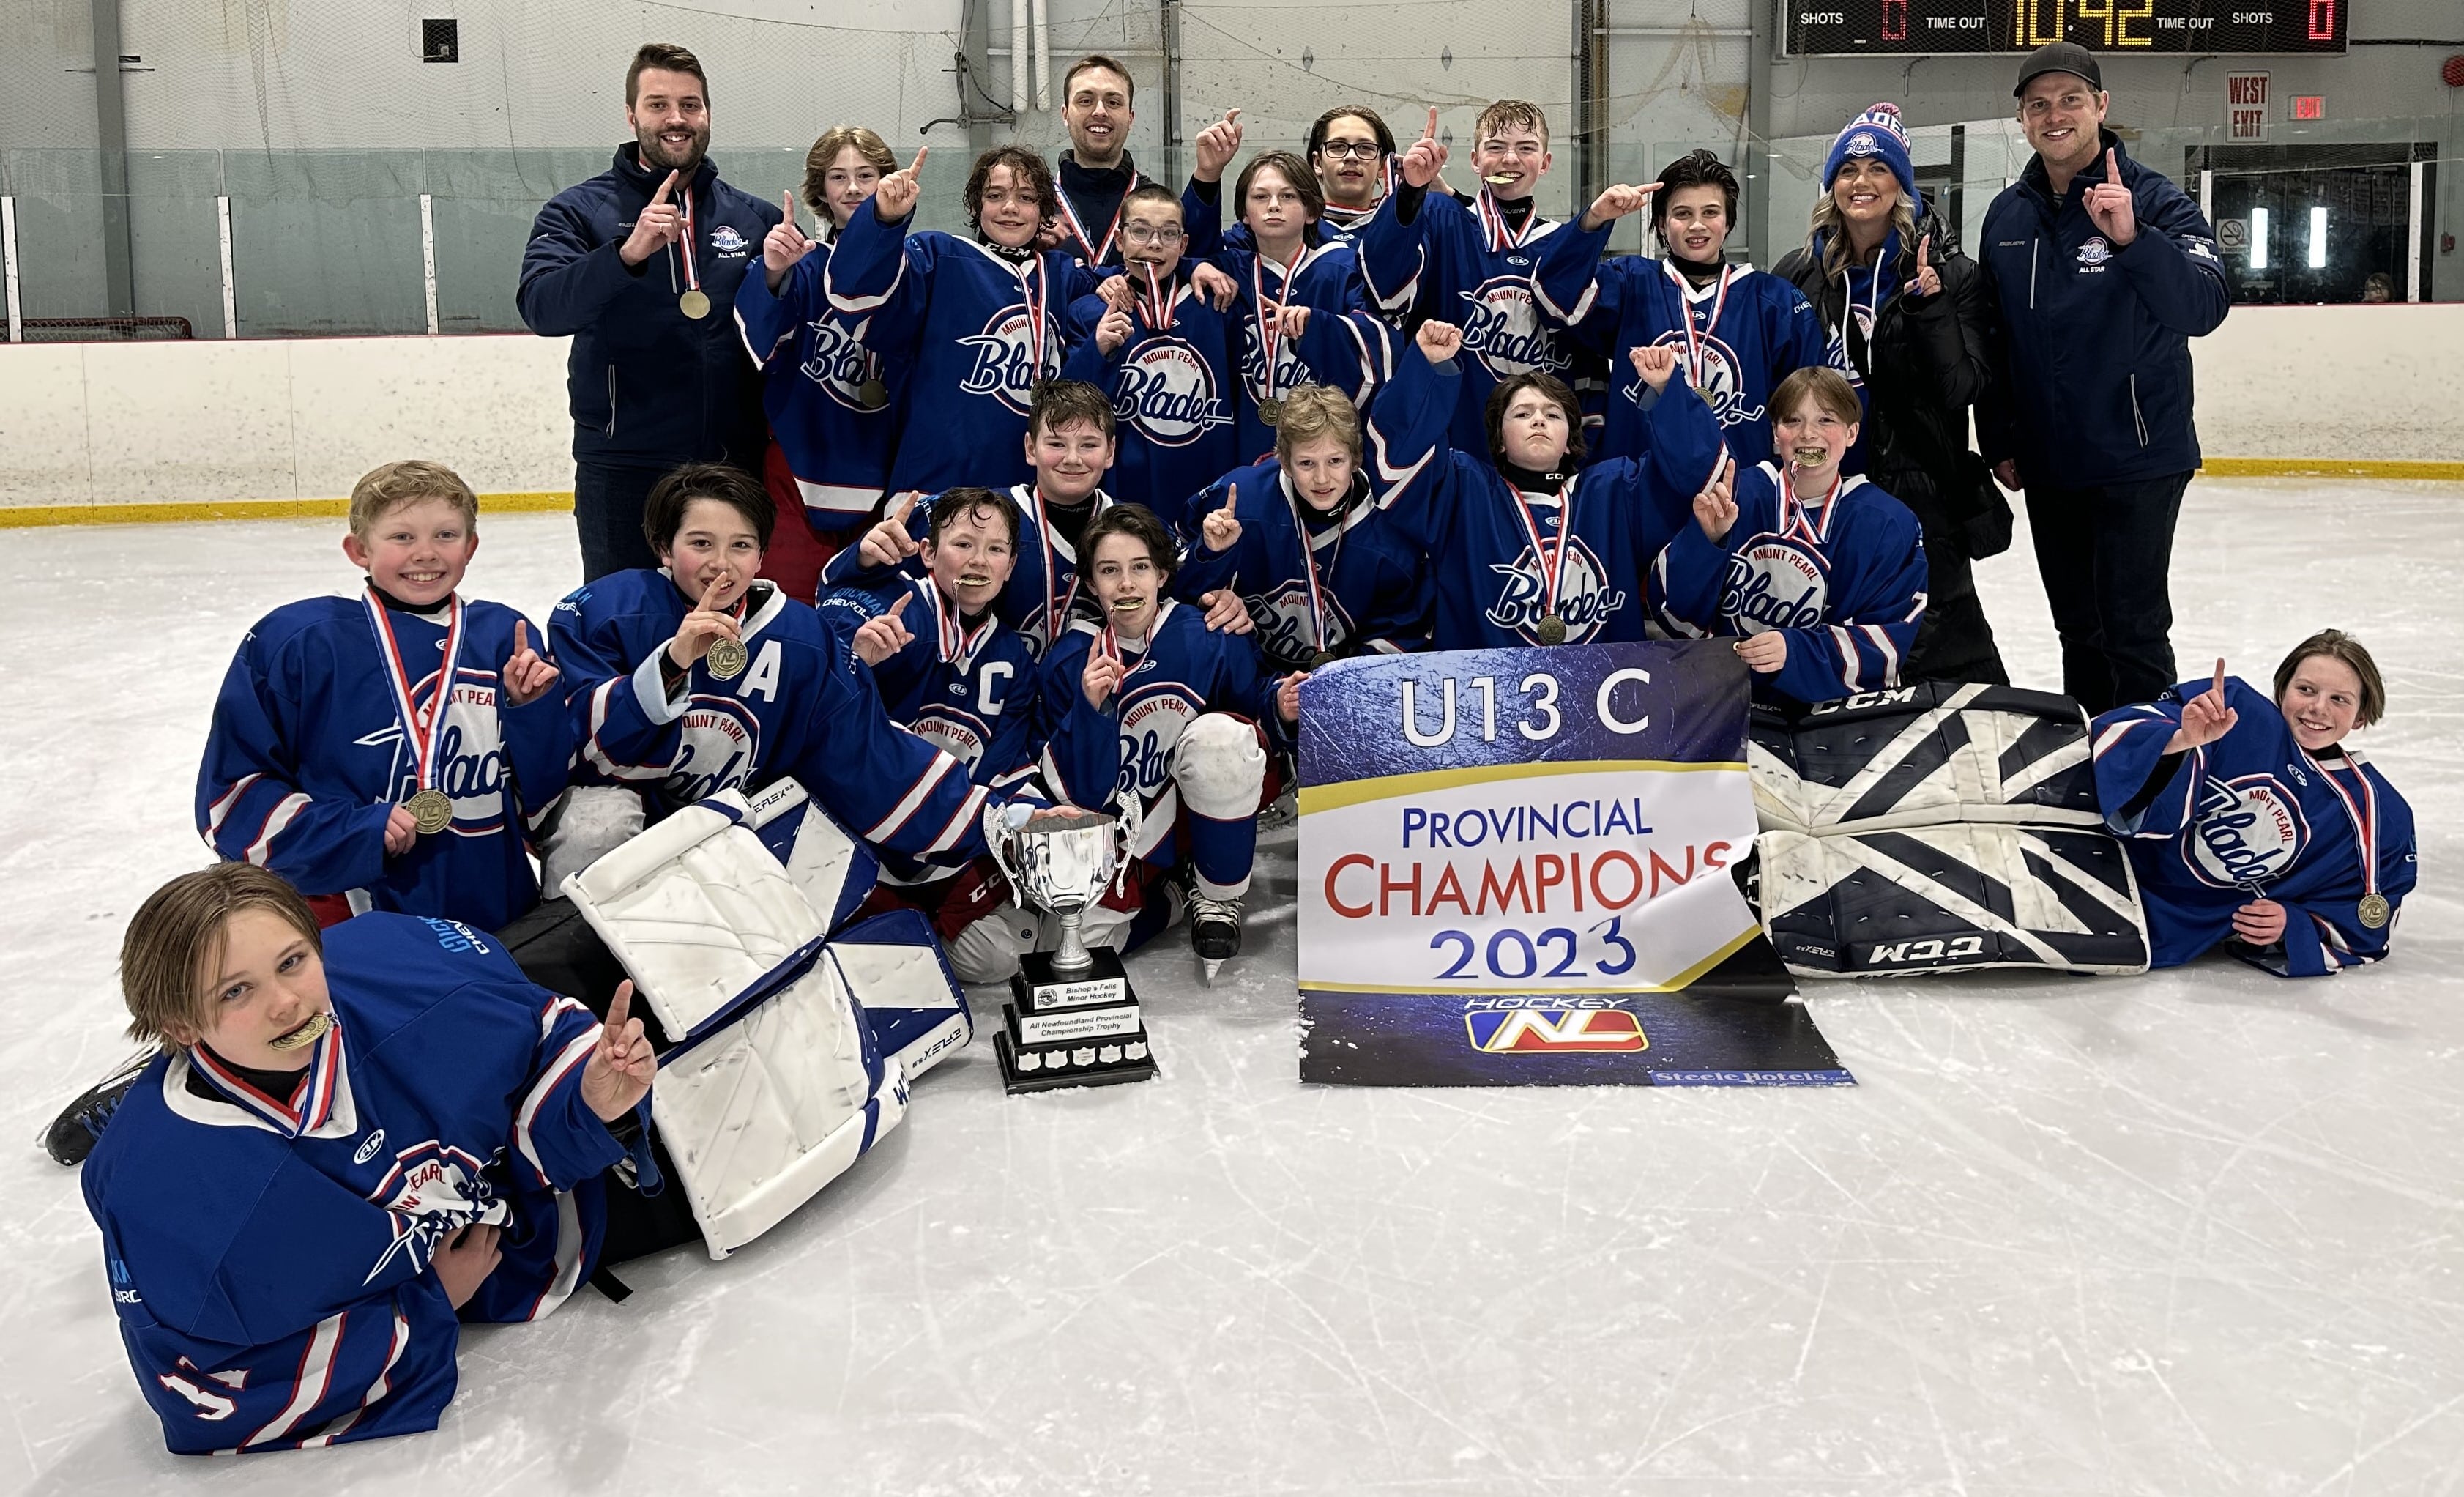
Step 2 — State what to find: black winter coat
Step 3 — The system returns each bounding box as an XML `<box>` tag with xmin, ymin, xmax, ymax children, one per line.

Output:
<box><xmin>1771</xmin><ymin>211</ymin><xmax>2008</xmax><ymax>559</ymax></box>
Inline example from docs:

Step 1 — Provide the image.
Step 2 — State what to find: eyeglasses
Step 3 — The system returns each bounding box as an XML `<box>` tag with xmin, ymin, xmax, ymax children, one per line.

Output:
<box><xmin>1317</xmin><ymin>141</ymin><xmax>1384</xmax><ymax>161</ymax></box>
<box><xmin>1121</xmin><ymin>225</ymin><xmax>1185</xmax><ymax>246</ymax></box>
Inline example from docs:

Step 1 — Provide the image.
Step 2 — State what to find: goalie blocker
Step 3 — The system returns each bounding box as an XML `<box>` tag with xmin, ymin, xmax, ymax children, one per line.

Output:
<box><xmin>1749</xmin><ymin>682</ymin><xmax>2150</xmax><ymax>977</ymax></box>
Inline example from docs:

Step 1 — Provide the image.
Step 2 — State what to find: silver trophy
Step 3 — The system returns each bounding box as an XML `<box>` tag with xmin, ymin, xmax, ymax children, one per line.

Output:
<box><xmin>990</xmin><ymin>804</ymin><xmax>1155</xmax><ymax>1093</ymax></box>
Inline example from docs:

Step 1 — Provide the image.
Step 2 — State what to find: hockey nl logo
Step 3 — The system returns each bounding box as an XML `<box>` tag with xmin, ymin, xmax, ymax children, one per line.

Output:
<box><xmin>1641</xmin><ymin>328</ymin><xmax>1765</xmax><ymax>431</ymax></box>
<box><xmin>956</xmin><ymin>304</ymin><xmax>1059</xmax><ymax>415</ymax></box>
<box><xmin>801</xmin><ymin>316</ymin><xmax>888</xmax><ymax>412</ymax></box>
<box><xmin>1464</xmin><ymin>1008</ymin><xmax>1648</xmax><ymax>1052</ymax></box>
<box><xmin>1485</xmin><ymin>538</ymin><xmax>1624</xmax><ymax>643</ymax></box>
<box><xmin>1116</xmin><ymin>338</ymin><xmax>1232</xmax><ymax>447</ymax></box>
<box><xmin>1722</xmin><ymin>535</ymin><xmax>1833</xmax><ymax>634</ymax></box>
<box><xmin>2186</xmin><ymin>773</ymin><xmax>2309</xmax><ymax>889</ymax></box>
<box><xmin>1457</xmin><ymin>278</ymin><xmax>1570</xmax><ymax>377</ymax></box>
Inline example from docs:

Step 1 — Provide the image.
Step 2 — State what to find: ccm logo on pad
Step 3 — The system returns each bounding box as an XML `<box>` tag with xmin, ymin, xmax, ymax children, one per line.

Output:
<box><xmin>1464</xmin><ymin>1008</ymin><xmax>1647</xmax><ymax>1052</ymax></box>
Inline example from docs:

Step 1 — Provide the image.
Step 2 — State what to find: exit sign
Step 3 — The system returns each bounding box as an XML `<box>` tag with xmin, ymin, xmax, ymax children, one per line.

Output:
<box><xmin>2292</xmin><ymin>96</ymin><xmax>2325</xmax><ymax>120</ymax></box>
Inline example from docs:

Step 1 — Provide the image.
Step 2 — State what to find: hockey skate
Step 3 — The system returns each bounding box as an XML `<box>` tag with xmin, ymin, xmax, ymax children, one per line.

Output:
<box><xmin>1188</xmin><ymin>888</ymin><xmax>1244</xmax><ymax>986</ymax></box>
<box><xmin>40</xmin><ymin>1051</ymin><xmax>152</xmax><ymax>1167</ymax></box>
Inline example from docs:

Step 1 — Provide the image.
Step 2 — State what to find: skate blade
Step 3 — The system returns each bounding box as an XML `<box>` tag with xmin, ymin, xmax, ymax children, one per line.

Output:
<box><xmin>1199</xmin><ymin>956</ymin><xmax>1224</xmax><ymax>987</ymax></box>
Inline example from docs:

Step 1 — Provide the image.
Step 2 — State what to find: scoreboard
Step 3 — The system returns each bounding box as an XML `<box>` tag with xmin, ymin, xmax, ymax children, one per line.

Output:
<box><xmin>1786</xmin><ymin>1</ymin><xmax>2348</xmax><ymax>55</ymax></box>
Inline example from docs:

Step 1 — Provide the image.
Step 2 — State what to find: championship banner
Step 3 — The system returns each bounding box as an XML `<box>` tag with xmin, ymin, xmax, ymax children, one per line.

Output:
<box><xmin>1295</xmin><ymin>641</ymin><xmax>1850</xmax><ymax>1088</ymax></box>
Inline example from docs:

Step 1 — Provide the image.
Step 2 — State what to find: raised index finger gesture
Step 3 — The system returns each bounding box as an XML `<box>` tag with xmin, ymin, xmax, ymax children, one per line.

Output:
<box><xmin>1694</xmin><ymin>457</ymin><xmax>1738</xmax><ymax>543</ymax></box>
<box><xmin>502</xmin><ymin>617</ymin><xmax>562</xmax><ymax>707</ymax></box>
<box><xmin>1399</xmin><ymin>106</ymin><xmax>1449</xmax><ymax>189</ymax></box>
<box><xmin>1194</xmin><ymin>108</ymin><xmax>1246</xmax><ymax>182</ymax></box>
<box><xmin>2085</xmin><ymin>147</ymin><xmax>2137</xmax><ymax>245</ymax></box>
<box><xmin>764</xmin><ymin>190</ymin><xmax>814</xmax><ymax>279</ymax></box>
<box><xmin>1201</xmin><ymin>484</ymin><xmax>1243</xmax><ymax>554</ymax></box>
<box><xmin>620</xmin><ymin>168</ymin><xmax>686</xmax><ymax>266</ymax></box>
<box><xmin>581</xmin><ymin>980</ymin><xmax>656</xmax><ymax>1122</ymax></box>
<box><xmin>1905</xmin><ymin>233</ymin><xmax>1941</xmax><ymax>298</ymax></box>
<box><xmin>875</xmin><ymin>146</ymin><xmax>928</xmax><ymax>222</ymax></box>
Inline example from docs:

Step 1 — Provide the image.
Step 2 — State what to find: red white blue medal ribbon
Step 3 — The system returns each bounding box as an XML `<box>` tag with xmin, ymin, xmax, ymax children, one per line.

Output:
<box><xmin>1664</xmin><ymin>260</ymin><xmax>1733</xmax><ymax>392</ymax></box>
<box><xmin>932</xmin><ymin>579</ymin><xmax>998</xmax><ymax>672</ymax></box>
<box><xmin>1251</xmin><ymin>243</ymin><xmax>1306</xmax><ymax>402</ymax></box>
<box><xmin>1475</xmin><ymin>187</ymin><xmax>1538</xmax><ymax>253</ymax></box>
<box><xmin>677</xmin><ymin>190</ymin><xmax>700</xmax><ymax>294</ymax></box>
<box><xmin>1027</xmin><ymin>486</ymin><xmax>1079</xmax><ymax>649</ymax></box>
<box><xmin>1284</xmin><ymin>481</ymin><xmax>1337</xmax><ymax>655</ymax></box>
<box><xmin>1056</xmin><ymin>170</ymin><xmax>1139</xmax><ymax>264</ymax></box>
<box><xmin>1140</xmin><ymin>262</ymin><xmax>1175</xmax><ymax>332</ymax></box>
<box><xmin>191</xmin><ymin>1017</ymin><xmax>345</xmax><ymax>1137</ymax></box>
<box><xmin>1505</xmin><ymin>475</ymin><xmax>1577</xmax><ymax>627</ymax></box>
<box><xmin>1779</xmin><ymin>470</ymin><xmax>1843</xmax><ymax>548</ymax></box>
<box><xmin>2304</xmin><ymin>748</ymin><xmax>2383</xmax><ymax>920</ymax></box>
<box><xmin>1020</xmin><ymin>256</ymin><xmax>1051</xmax><ymax>382</ymax></box>
<box><xmin>364</xmin><ymin>590</ymin><xmax>466</xmax><ymax>802</ymax></box>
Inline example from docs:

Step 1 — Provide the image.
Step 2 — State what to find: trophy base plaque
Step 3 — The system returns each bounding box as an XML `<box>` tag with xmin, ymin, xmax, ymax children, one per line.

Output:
<box><xmin>994</xmin><ymin>948</ymin><xmax>1157</xmax><ymax>1093</ymax></box>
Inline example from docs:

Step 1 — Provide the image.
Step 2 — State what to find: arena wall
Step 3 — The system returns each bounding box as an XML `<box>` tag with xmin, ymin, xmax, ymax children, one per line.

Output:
<box><xmin>0</xmin><ymin>304</ymin><xmax>2457</xmax><ymax>523</ymax></box>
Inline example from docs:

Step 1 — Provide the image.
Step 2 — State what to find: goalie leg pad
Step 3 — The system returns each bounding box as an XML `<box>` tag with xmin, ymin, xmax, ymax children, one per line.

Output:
<box><xmin>1749</xmin><ymin>682</ymin><xmax>2106</xmax><ymax>834</ymax></box>
<box><xmin>1760</xmin><ymin>823</ymin><xmax>2149</xmax><ymax>977</ymax></box>
<box><xmin>831</xmin><ymin>908</ymin><xmax>977</xmax><ymax>1082</ymax></box>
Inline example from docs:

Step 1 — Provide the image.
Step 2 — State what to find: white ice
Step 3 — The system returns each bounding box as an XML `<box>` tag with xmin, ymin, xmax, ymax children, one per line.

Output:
<box><xmin>3</xmin><ymin>480</ymin><xmax>2459</xmax><ymax>1494</ymax></box>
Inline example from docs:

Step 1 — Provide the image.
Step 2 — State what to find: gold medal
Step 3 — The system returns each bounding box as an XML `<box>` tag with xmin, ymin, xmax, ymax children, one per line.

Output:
<box><xmin>406</xmin><ymin>787</ymin><xmax>455</xmax><ymax>835</ymax></box>
<box><xmin>1308</xmin><ymin>650</ymin><xmax>1336</xmax><ymax>669</ymax></box>
<box><xmin>705</xmin><ymin>636</ymin><xmax>749</xmax><ymax>680</ymax></box>
<box><xmin>2358</xmin><ymin>893</ymin><xmax>2390</xmax><ymax>929</ymax></box>
<box><xmin>1534</xmin><ymin>613</ymin><xmax>1568</xmax><ymax>646</ymax></box>
<box><xmin>266</xmin><ymin>1010</ymin><xmax>333</xmax><ymax>1053</ymax></box>
<box><xmin>679</xmin><ymin>289</ymin><xmax>711</xmax><ymax>319</ymax></box>
<box><xmin>857</xmin><ymin>376</ymin><xmax>889</xmax><ymax>409</ymax></box>
<box><xmin>1258</xmin><ymin>396</ymin><xmax>1284</xmax><ymax>427</ymax></box>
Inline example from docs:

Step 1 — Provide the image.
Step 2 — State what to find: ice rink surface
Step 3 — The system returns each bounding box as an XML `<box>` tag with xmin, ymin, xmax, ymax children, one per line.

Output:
<box><xmin>2</xmin><ymin>479</ymin><xmax>2458</xmax><ymax>1495</ymax></box>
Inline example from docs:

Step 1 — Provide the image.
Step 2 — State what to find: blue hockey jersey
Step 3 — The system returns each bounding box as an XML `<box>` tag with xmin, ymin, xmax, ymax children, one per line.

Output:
<box><xmin>1650</xmin><ymin>462</ymin><xmax>1929</xmax><ymax>706</ymax></box>
<box><xmin>2091</xmin><ymin>678</ymin><xmax>2418</xmax><ymax>976</ymax></box>
<box><xmin>197</xmin><ymin>592</ymin><xmax>573</xmax><ymax>935</ymax></box>
<box><xmin>1571</xmin><ymin>259</ymin><xmax>1824</xmax><ymax>469</ymax></box>
<box><xmin>734</xmin><ymin>234</ymin><xmax>897</xmax><ymax>532</ymax></box>
<box><xmin>1391</xmin><ymin>363</ymin><xmax>1729</xmax><ymax>650</ymax></box>
<box><xmin>1206</xmin><ymin>238</ymin><xmax>1368</xmax><ymax>462</ymax></box>
<box><xmin>1061</xmin><ymin>270</ymin><xmax>1239</xmax><ymax>533</ymax></box>
<box><xmin>1172</xmin><ymin>320</ymin><xmax>1458</xmax><ymax>668</ymax></box>
<box><xmin>1038</xmin><ymin>601</ymin><xmax>1288</xmax><ymax>874</ymax></box>
<box><xmin>83</xmin><ymin>914</ymin><xmax>624</xmax><ymax>1454</ymax></box>
<box><xmin>816</xmin><ymin>573</ymin><xmax>1045</xmax><ymax>798</ymax></box>
<box><xmin>825</xmin><ymin>201</ymin><xmax>1107</xmax><ymax>495</ymax></box>
<box><xmin>1354</xmin><ymin>185</ymin><xmax>1610</xmax><ymax>451</ymax></box>
<box><xmin>549</xmin><ymin>568</ymin><xmax>1000</xmax><ymax>864</ymax></box>
<box><xmin>819</xmin><ymin>484</ymin><xmax>1118</xmax><ymax>660</ymax></box>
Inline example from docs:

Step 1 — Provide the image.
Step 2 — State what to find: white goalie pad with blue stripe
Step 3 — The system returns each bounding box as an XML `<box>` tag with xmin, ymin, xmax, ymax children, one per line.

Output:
<box><xmin>829</xmin><ymin>909</ymin><xmax>975</xmax><ymax>1085</ymax></box>
<box><xmin>560</xmin><ymin>784</ymin><xmax>950</xmax><ymax>1258</ymax></box>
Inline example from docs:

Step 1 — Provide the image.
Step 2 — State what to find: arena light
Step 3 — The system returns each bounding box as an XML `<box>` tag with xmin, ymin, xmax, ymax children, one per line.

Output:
<box><xmin>2249</xmin><ymin>207</ymin><xmax>2270</xmax><ymax>270</ymax></box>
<box><xmin>2308</xmin><ymin>206</ymin><xmax>2329</xmax><ymax>269</ymax></box>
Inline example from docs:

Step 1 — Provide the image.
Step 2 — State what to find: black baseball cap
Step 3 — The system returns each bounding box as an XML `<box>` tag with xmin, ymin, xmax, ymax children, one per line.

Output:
<box><xmin>2014</xmin><ymin>41</ymin><xmax>2102</xmax><ymax>97</ymax></box>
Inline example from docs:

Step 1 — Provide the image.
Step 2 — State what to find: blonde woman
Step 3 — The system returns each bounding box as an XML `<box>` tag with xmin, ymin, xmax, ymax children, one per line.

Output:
<box><xmin>1771</xmin><ymin>103</ymin><xmax>2009</xmax><ymax>686</ymax></box>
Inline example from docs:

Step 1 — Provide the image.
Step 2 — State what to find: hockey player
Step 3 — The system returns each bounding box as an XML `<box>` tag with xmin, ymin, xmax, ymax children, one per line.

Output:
<box><xmin>821</xmin><ymin>487</ymin><xmax>1049</xmax><ymax>985</ymax></box>
<box><xmin>1650</xmin><ymin>366</ymin><xmax>1929</xmax><ymax>706</ymax></box>
<box><xmin>1037</xmin><ymin>505</ymin><xmax>1298</xmax><ymax>973</ymax></box>
<box><xmin>734</xmin><ymin>125</ymin><xmax>899</xmax><ymax>590</ymax></box>
<box><xmin>1175</xmin><ymin>312</ymin><xmax>1462</xmax><ymax>671</ymax></box>
<box><xmin>2090</xmin><ymin>636</ymin><xmax>2416</xmax><ymax>976</ymax></box>
<box><xmin>196</xmin><ymin>461</ymin><xmax>571</xmax><ymax>936</ymax></box>
<box><xmin>1393</xmin><ymin>341</ymin><xmax>1728</xmax><ymax>651</ymax></box>
<box><xmin>1061</xmin><ymin>184</ymin><xmax>1240</xmax><ymax>533</ymax></box>
<box><xmin>1207</xmin><ymin>150</ymin><xmax>1369</xmax><ymax>462</ymax></box>
<box><xmin>84</xmin><ymin>863</ymin><xmax>659</xmax><ymax>1452</ymax></box>
<box><xmin>1568</xmin><ymin>149</ymin><xmax>1824</xmax><ymax>470</ymax></box>
<box><xmin>1305</xmin><ymin>106</ymin><xmax>1397</xmax><ymax>246</ymax></box>
<box><xmin>548</xmin><ymin>463</ymin><xmax>1010</xmax><ymax>874</ymax></box>
<box><xmin>824</xmin><ymin>144</ymin><xmax>1125</xmax><ymax>496</ymax></box>
<box><xmin>1355</xmin><ymin>103</ymin><xmax>1640</xmax><ymax>452</ymax></box>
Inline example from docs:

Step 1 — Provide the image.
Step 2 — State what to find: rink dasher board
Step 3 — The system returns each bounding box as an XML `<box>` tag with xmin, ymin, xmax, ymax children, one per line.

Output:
<box><xmin>1292</xmin><ymin>642</ymin><xmax>1850</xmax><ymax>1088</ymax></box>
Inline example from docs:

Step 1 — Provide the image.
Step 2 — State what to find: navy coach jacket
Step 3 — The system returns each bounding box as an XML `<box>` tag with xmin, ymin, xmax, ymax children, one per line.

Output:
<box><xmin>1976</xmin><ymin>132</ymin><xmax>2229</xmax><ymax>490</ymax></box>
<box><xmin>518</xmin><ymin>146</ymin><xmax>781</xmax><ymax>469</ymax></box>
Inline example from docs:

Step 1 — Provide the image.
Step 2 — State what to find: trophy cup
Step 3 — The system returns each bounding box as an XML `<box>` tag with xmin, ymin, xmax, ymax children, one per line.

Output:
<box><xmin>991</xmin><ymin>806</ymin><xmax>1158</xmax><ymax>1093</ymax></box>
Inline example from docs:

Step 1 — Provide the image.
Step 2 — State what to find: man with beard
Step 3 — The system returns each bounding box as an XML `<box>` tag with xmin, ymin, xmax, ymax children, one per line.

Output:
<box><xmin>519</xmin><ymin>43</ymin><xmax>781</xmax><ymax>581</ymax></box>
<box><xmin>1048</xmin><ymin>54</ymin><xmax>1240</xmax><ymax>270</ymax></box>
